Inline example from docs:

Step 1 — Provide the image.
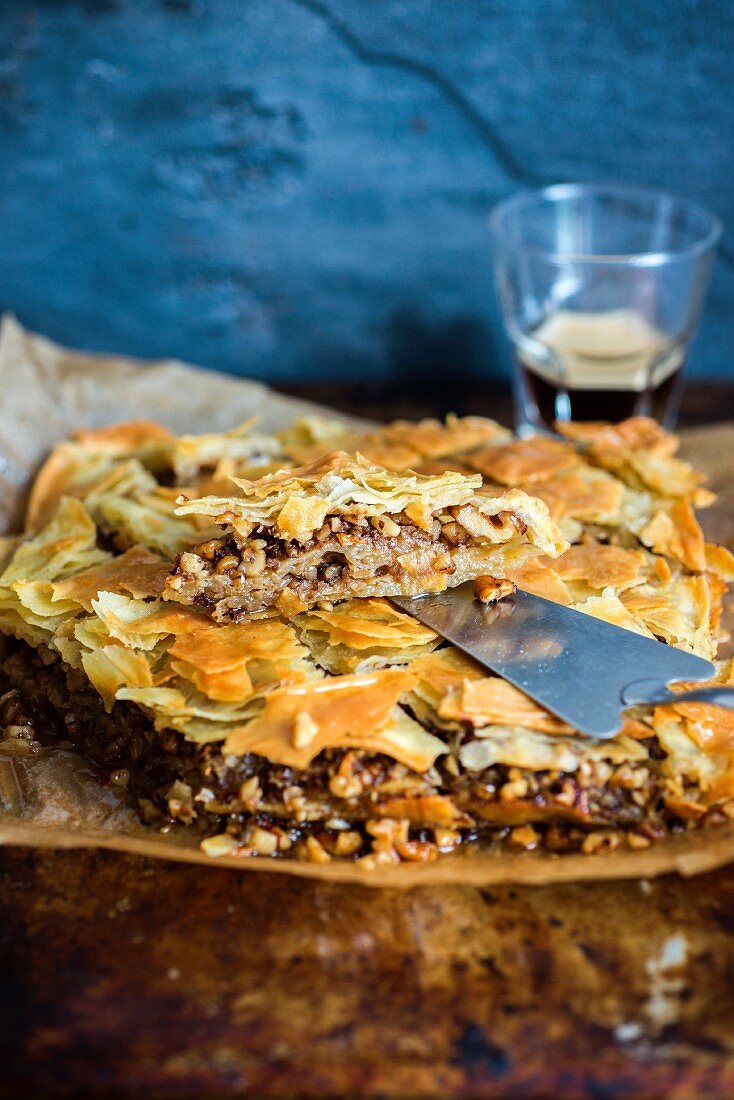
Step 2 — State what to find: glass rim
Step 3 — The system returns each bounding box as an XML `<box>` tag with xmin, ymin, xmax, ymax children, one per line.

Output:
<box><xmin>489</xmin><ymin>182</ymin><xmax>722</xmax><ymax>267</ymax></box>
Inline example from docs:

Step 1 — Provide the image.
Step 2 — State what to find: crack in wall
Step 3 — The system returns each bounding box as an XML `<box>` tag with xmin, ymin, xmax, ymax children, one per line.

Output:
<box><xmin>284</xmin><ymin>0</ymin><xmax>733</xmax><ymax>274</ymax></box>
<box><xmin>286</xmin><ymin>0</ymin><xmax>544</xmax><ymax>186</ymax></box>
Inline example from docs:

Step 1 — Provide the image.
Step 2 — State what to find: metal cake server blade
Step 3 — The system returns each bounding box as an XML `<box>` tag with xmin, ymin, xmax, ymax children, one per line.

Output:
<box><xmin>392</xmin><ymin>585</ymin><xmax>733</xmax><ymax>738</ymax></box>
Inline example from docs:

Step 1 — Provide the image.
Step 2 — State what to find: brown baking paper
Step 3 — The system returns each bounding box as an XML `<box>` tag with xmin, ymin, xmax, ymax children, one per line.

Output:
<box><xmin>1</xmin><ymin>313</ymin><xmax>734</xmax><ymax>888</ymax></box>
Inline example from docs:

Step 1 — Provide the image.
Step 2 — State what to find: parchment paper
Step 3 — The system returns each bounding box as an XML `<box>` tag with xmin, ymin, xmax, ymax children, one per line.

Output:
<box><xmin>1</xmin><ymin>313</ymin><xmax>733</xmax><ymax>888</ymax></box>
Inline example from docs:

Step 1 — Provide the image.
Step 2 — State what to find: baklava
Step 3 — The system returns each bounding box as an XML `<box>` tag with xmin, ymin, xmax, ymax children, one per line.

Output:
<box><xmin>0</xmin><ymin>413</ymin><xmax>732</xmax><ymax>866</ymax></box>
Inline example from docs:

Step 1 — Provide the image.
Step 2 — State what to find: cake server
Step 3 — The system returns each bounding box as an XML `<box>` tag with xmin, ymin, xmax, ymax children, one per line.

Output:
<box><xmin>392</xmin><ymin>584</ymin><xmax>734</xmax><ymax>738</ymax></box>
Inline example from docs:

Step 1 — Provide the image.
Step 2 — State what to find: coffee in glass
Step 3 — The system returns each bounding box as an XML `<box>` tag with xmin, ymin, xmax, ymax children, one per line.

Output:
<box><xmin>516</xmin><ymin>308</ymin><xmax>685</xmax><ymax>426</ymax></box>
<box><xmin>490</xmin><ymin>185</ymin><xmax>720</xmax><ymax>435</ymax></box>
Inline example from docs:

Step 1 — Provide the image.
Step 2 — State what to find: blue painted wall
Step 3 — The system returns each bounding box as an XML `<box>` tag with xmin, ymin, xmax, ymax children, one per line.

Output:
<box><xmin>0</xmin><ymin>0</ymin><xmax>733</xmax><ymax>384</ymax></box>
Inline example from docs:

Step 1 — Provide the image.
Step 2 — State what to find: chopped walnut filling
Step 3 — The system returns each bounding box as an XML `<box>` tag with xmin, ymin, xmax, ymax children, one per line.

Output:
<box><xmin>2</xmin><ymin>638</ymin><xmax>727</xmax><ymax>865</ymax></box>
<box><xmin>168</xmin><ymin>506</ymin><xmax>530</xmax><ymax>619</ymax></box>
<box><xmin>473</xmin><ymin>575</ymin><xmax>517</xmax><ymax>603</ymax></box>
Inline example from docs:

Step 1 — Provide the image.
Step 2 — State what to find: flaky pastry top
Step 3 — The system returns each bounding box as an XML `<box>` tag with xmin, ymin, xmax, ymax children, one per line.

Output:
<box><xmin>173</xmin><ymin>450</ymin><xmax>567</xmax><ymax>556</ymax></box>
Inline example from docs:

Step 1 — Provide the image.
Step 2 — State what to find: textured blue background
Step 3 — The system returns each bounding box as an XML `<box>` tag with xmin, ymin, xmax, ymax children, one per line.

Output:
<box><xmin>0</xmin><ymin>0</ymin><xmax>733</xmax><ymax>385</ymax></box>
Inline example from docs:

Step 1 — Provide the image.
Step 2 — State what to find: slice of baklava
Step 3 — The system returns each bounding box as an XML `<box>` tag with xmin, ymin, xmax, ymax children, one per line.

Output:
<box><xmin>167</xmin><ymin>451</ymin><xmax>568</xmax><ymax>618</ymax></box>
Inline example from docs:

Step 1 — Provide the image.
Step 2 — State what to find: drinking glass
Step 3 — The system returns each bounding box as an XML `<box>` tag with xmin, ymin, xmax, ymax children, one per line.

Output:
<box><xmin>489</xmin><ymin>183</ymin><xmax>721</xmax><ymax>435</ymax></box>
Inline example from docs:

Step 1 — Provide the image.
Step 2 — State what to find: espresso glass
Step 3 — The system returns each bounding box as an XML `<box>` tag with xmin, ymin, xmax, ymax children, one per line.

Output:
<box><xmin>489</xmin><ymin>184</ymin><xmax>721</xmax><ymax>436</ymax></box>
